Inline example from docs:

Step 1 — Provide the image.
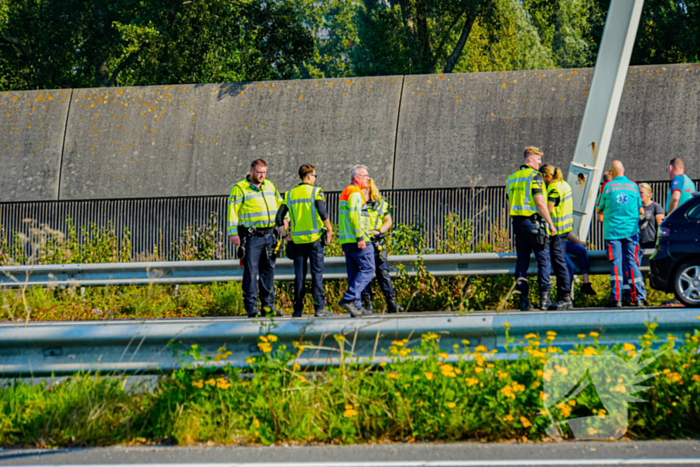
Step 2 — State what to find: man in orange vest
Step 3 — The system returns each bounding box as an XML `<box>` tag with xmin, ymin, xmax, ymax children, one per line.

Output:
<box><xmin>337</xmin><ymin>164</ymin><xmax>375</xmax><ymax>317</ymax></box>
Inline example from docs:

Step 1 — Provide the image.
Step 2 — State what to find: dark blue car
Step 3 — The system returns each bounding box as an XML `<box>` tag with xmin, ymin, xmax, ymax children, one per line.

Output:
<box><xmin>649</xmin><ymin>193</ymin><xmax>700</xmax><ymax>307</ymax></box>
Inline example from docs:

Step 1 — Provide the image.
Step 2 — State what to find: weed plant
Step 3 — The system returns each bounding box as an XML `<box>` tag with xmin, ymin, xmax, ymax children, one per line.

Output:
<box><xmin>1</xmin><ymin>322</ymin><xmax>699</xmax><ymax>447</ymax></box>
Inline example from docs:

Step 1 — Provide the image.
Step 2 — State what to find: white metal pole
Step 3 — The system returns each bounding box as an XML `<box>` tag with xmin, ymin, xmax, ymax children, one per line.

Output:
<box><xmin>566</xmin><ymin>0</ymin><xmax>645</xmax><ymax>242</ymax></box>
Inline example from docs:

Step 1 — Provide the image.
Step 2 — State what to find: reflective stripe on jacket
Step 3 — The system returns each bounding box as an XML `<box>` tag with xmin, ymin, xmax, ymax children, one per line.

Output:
<box><xmin>364</xmin><ymin>198</ymin><xmax>389</xmax><ymax>232</ymax></box>
<box><xmin>548</xmin><ymin>180</ymin><xmax>573</xmax><ymax>234</ymax></box>
<box><xmin>506</xmin><ymin>167</ymin><xmax>540</xmax><ymax>217</ymax></box>
<box><xmin>339</xmin><ymin>185</ymin><xmax>369</xmax><ymax>244</ymax></box>
<box><xmin>285</xmin><ymin>184</ymin><xmax>325</xmax><ymax>244</ymax></box>
<box><xmin>227</xmin><ymin>177</ymin><xmax>281</xmax><ymax>234</ymax></box>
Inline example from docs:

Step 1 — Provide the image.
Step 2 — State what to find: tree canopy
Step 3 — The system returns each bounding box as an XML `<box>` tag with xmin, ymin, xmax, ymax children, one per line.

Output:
<box><xmin>0</xmin><ymin>0</ymin><xmax>698</xmax><ymax>91</ymax></box>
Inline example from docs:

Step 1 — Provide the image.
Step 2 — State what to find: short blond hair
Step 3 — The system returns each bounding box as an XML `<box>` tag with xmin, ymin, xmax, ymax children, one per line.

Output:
<box><xmin>524</xmin><ymin>146</ymin><xmax>543</xmax><ymax>158</ymax></box>
<box><xmin>639</xmin><ymin>183</ymin><xmax>653</xmax><ymax>197</ymax></box>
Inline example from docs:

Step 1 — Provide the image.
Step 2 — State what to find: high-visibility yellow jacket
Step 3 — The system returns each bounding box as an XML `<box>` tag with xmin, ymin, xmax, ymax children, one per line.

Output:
<box><xmin>339</xmin><ymin>184</ymin><xmax>369</xmax><ymax>245</ymax></box>
<box><xmin>284</xmin><ymin>183</ymin><xmax>325</xmax><ymax>244</ymax></box>
<box><xmin>506</xmin><ymin>165</ymin><xmax>545</xmax><ymax>217</ymax></box>
<box><xmin>364</xmin><ymin>198</ymin><xmax>390</xmax><ymax>232</ymax></box>
<box><xmin>227</xmin><ymin>177</ymin><xmax>281</xmax><ymax>235</ymax></box>
<box><xmin>548</xmin><ymin>180</ymin><xmax>573</xmax><ymax>234</ymax></box>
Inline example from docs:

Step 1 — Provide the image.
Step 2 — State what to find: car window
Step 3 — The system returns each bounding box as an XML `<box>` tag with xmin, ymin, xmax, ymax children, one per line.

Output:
<box><xmin>686</xmin><ymin>202</ymin><xmax>700</xmax><ymax>219</ymax></box>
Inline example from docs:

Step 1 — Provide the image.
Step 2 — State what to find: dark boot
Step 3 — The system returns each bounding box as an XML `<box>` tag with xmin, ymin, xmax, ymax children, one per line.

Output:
<box><xmin>247</xmin><ymin>308</ymin><xmax>260</xmax><ymax>318</ymax></box>
<box><xmin>361</xmin><ymin>296</ymin><xmax>374</xmax><ymax>314</ymax></box>
<box><xmin>337</xmin><ymin>299</ymin><xmax>362</xmax><ymax>318</ymax></box>
<box><xmin>386</xmin><ymin>294</ymin><xmax>404</xmax><ymax>313</ymax></box>
<box><xmin>580</xmin><ymin>282</ymin><xmax>596</xmax><ymax>296</ymax></box>
<box><xmin>520</xmin><ymin>297</ymin><xmax>534</xmax><ymax>311</ymax></box>
<box><xmin>548</xmin><ymin>296</ymin><xmax>573</xmax><ymax>311</ymax></box>
<box><xmin>540</xmin><ymin>293</ymin><xmax>552</xmax><ymax>311</ymax></box>
<box><xmin>262</xmin><ymin>305</ymin><xmax>284</xmax><ymax>317</ymax></box>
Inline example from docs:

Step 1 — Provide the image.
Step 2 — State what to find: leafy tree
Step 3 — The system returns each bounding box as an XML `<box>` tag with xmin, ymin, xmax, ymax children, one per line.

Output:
<box><xmin>293</xmin><ymin>0</ymin><xmax>359</xmax><ymax>78</ymax></box>
<box><xmin>0</xmin><ymin>0</ymin><xmax>314</xmax><ymax>91</ymax></box>
<box><xmin>454</xmin><ymin>0</ymin><xmax>555</xmax><ymax>72</ymax></box>
<box><xmin>352</xmin><ymin>0</ymin><xmax>493</xmax><ymax>75</ymax></box>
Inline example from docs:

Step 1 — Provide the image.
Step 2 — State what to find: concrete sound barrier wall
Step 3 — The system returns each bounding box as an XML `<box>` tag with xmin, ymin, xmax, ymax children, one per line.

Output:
<box><xmin>59</xmin><ymin>77</ymin><xmax>403</xmax><ymax>199</ymax></box>
<box><xmin>394</xmin><ymin>63</ymin><xmax>700</xmax><ymax>188</ymax></box>
<box><xmin>0</xmin><ymin>64</ymin><xmax>699</xmax><ymax>202</ymax></box>
<box><xmin>0</xmin><ymin>90</ymin><xmax>72</xmax><ymax>201</ymax></box>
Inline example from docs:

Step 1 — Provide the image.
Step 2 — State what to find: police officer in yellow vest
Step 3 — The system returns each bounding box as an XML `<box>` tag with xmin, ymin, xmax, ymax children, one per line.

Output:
<box><xmin>276</xmin><ymin>164</ymin><xmax>335</xmax><ymax>318</ymax></box>
<box><xmin>539</xmin><ymin>164</ymin><xmax>574</xmax><ymax>310</ymax></box>
<box><xmin>229</xmin><ymin>158</ymin><xmax>284</xmax><ymax>318</ymax></box>
<box><xmin>506</xmin><ymin>147</ymin><xmax>558</xmax><ymax>311</ymax></box>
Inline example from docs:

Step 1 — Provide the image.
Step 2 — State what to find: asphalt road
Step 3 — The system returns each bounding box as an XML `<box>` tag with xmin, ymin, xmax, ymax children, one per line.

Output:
<box><xmin>1</xmin><ymin>440</ymin><xmax>699</xmax><ymax>466</ymax></box>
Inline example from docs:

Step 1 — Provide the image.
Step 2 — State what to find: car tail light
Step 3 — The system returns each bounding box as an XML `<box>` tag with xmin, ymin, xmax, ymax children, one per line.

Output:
<box><xmin>659</xmin><ymin>227</ymin><xmax>671</xmax><ymax>237</ymax></box>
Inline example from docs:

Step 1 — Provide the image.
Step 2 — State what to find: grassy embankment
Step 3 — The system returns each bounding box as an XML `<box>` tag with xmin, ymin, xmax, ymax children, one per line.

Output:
<box><xmin>1</xmin><ymin>322</ymin><xmax>699</xmax><ymax>447</ymax></box>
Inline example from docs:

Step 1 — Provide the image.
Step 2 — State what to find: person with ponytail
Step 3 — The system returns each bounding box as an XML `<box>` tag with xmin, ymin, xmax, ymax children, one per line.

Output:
<box><xmin>360</xmin><ymin>178</ymin><xmax>404</xmax><ymax>314</ymax></box>
<box><xmin>538</xmin><ymin>164</ymin><xmax>574</xmax><ymax>310</ymax></box>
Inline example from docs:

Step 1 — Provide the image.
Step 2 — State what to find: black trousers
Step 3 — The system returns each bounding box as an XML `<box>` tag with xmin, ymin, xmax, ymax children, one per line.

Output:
<box><xmin>361</xmin><ymin>241</ymin><xmax>395</xmax><ymax>302</ymax></box>
<box><xmin>292</xmin><ymin>240</ymin><xmax>325</xmax><ymax>315</ymax></box>
<box><xmin>242</xmin><ymin>233</ymin><xmax>276</xmax><ymax>313</ymax></box>
<box><xmin>549</xmin><ymin>233</ymin><xmax>572</xmax><ymax>300</ymax></box>
<box><xmin>512</xmin><ymin>216</ymin><xmax>551</xmax><ymax>298</ymax></box>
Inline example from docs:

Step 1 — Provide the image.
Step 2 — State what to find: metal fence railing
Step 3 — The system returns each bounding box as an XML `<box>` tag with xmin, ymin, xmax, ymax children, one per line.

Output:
<box><xmin>0</xmin><ymin>180</ymin><xmax>686</xmax><ymax>261</ymax></box>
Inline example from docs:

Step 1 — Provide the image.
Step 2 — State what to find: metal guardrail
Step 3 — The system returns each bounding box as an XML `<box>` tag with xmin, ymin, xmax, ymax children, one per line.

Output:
<box><xmin>0</xmin><ymin>308</ymin><xmax>694</xmax><ymax>377</ymax></box>
<box><xmin>0</xmin><ymin>250</ymin><xmax>651</xmax><ymax>288</ymax></box>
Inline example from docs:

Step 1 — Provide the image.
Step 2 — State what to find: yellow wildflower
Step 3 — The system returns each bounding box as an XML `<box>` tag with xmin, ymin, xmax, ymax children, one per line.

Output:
<box><xmin>399</xmin><ymin>349</ymin><xmax>411</xmax><ymax>357</ymax></box>
<box><xmin>379</xmin><ymin>361</ymin><xmax>387</xmax><ymax>367</ymax></box>
<box><xmin>524</xmin><ymin>333</ymin><xmax>537</xmax><ymax>339</ymax></box>
<box><xmin>583</xmin><ymin>346</ymin><xmax>597</xmax><ymax>356</ymax></box>
<box><xmin>253</xmin><ymin>418</ymin><xmax>260</xmax><ymax>428</ymax></box>
<box><xmin>446</xmin><ymin>402</ymin><xmax>456</xmax><ymax>408</ymax></box>
<box><xmin>297</xmin><ymin>376</ymin><xmax>308</xmax><ymax>383</ymax></box>
<box><xmin>543</xmin><ymin>370</ymin><xmax>553</xmax><ymax>382</ymax></box>
<box><xmin>474</xmin><ymin>345</ymin><xmax>488</xmax><ymax>353</ymax></box>
<box><xmin>532</xmin><ymin>381</ymin><xmax>540</xmax><ymax>388</ymax></box>
<box><xmin>465</xmin><ymin>377</ymin><xmax>479</xmax><ymax>386</ymax></box>
<box><xmin>192</xmin><ymin>380</ymin><xmax>204</xmax><ymax>388</ymax></box>
<box><xmin>424</xmin><ymin>372</ymin><xmax>434</xmax><ymax>380</ymax></box>
<box><xmin>245</xmin><ymin>357</ymin><xmax>255</xmax><ymax>365</ymax></box>
<box><xmin>343</xmin><ymin>408</ymin><xmax>358</xmax><ymax>418</ymax></box>
<box><xmin>614</xmin><ymin>384</ymin><xmax>626</xmax><ymax>393</ymax></box>
<box><xmin>293</xmin><ymin>363</ymin><xmax>301</xmax><ymax>371</ymax></box>
<box><xmin>568</xmin><ymin>399</ymin><xmax>576</xmax><ymax>407</ymax></box>
<box><xmin>438</xmin><ymin>352</ymin><xmax>449</xmax><ymax>359</ymax></box>
<box><xmin>205</xmin><ymin>378</ymin><xmax>216</xmax><ymax>386</ymax></box>
<box><xmin>455</xmin><ymin>368</ymin><xmax>463</xmax><ymax>375</ymax></box>
<box><xmin>392</xmin><ymin>340</ymin><xmax>405</xmax><ymax>347</ymax></box>
<box><xmin>216</xmin><ymin>378</ymin><xmax>231</xmax><ymax>389</ymax></box>
<box><xmin>462</xmin><ymin>339</ymin><xmax>470</xmax><ymax>345</ymax></box>
<box><xmin>577</xmin><ymin>334</ymin><xmax>586</xmax><ymax>339</ymax></box>
<box><xmin>555</xmin><ymin>365</ymin><xmax>569</xmax><ymax>376</ymax></box>
<box><xmin>666</xmin><ymin>372</ymin><xmax>683</xmax><ymax>383</ymax></box>
<box><xmin>691</xmin><ymin>375</ymin><xmax>700</xmax><ymax>382</ymax></box>
<box><xmin>589</xmin><ymin>331</ymin><xmax>599</xmax><ymax>337</ymax></box>
<box><xmin>486</xmin><ymin>363</ymin><xmax>495</xmax><ymax>368</ymax></box>
<box><xmin>588</xmin><ymin>427</ymin><xmax>598</xmax><ymax>435</ymax></box>
<box><xmin>259</xmin><ymin>335</ymin><xmax>269</xmax><ymax>342</ymax></box>
<box><xmin>267</xmin><ymin>334</ymin><xmax>278</xmax><ymax>342</ymax></box>
<box><xmin>424</xmin><ymin>332</ymin><xmax>438</xmax><ymax>340</ymax></box>
<box><xmin>503</xmin><ymin>414</ymin><xmax>513</xmax><ymax>422</ymax></box>
<box><xmin>559</xmin><ymin>404</ymin><xmax>572</xmax><ymax>418</ymax></box>
<box><xmin>258</xmin><ymin>342</ymin><xmax>273</xmax><ymax>353</ymax></box>
<box><xmin>520</xmin><ymin>416</ymin><xmax>531</xmax><ymax>428</ymax></box>
<box><xmin>500</xmin><ymin>385</ymin><xmax>516</xmax><ymax>400</ymax></box>
<box><xmin>474</xmin><ymin>367</ymin><xmax>484</xmax><ymax>374</ymax></box>
<box><xmin>387</xmin><ymin>372</ymin><xmax>400</xmax><ymax>379</ymax></box>
<box><xmin>546</xmin><ymin>330</ymin><xmax>557</xmax><ymax>337</ymax></box>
